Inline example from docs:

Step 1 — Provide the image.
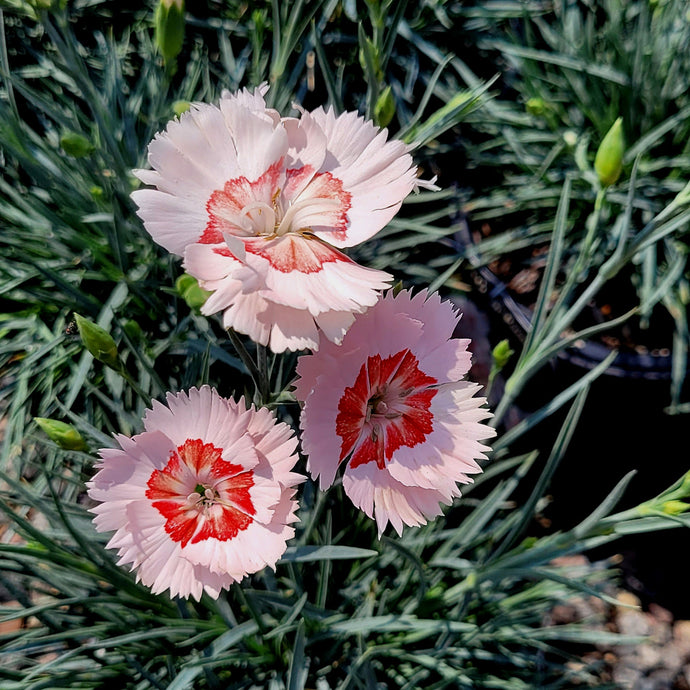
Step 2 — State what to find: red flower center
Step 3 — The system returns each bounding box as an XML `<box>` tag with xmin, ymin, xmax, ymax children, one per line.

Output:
<box><xmin>335</xmin><ymin>349</ymin><xmax>438</xmax><ymax>470</ymax></box>
<box><xmin>146</xmin><ymin>438</ymin><xmax>256</xmax><ymax>548</ymax></box>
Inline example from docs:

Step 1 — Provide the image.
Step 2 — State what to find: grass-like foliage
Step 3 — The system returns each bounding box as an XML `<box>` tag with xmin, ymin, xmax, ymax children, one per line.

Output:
<box><xmin>1</xmin><ymin>1</ymin><xmax>688</xmax><ymax>688</ymax></box>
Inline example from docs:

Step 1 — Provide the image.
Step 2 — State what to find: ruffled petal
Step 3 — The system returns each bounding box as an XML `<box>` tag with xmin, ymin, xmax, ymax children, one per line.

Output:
<box><xmin>304</xmin><ymin>107</ymin><xmax>418</xmax><ymax>247</ymax></box>
<box><xmin>343</xmin><ymin>462</ymin><xmax>449</xmax><ymax>537</ymax></box>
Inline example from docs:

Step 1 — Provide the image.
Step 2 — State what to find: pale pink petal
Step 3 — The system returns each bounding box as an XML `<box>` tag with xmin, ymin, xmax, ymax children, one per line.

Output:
<box><xmin>220</xmin><ymin>82</ymin><xmax>271</xmax><ymax>114</ymax></box>
<box><xmin>143</xmin><ymin>388</ymin><xmax>255</xmax><ymax>462</ymax></box>
<box><xmin>343</xmin><ymin>462</ymin><xmax>448</xmax><ymax>537</ymax></box>
<box><xmin>237</xmin><ymin>236</ymin><xmax>392</xmax><ymax>314</ymax></box>
<box><xmin>314</xmin><ymin>310</ymin><xmax>355</xmax><ymax>347</ymax></box>
<box><xmin>304</xmin><ymin>107</ymin><xmax>418</xmax><ymax>247</ymax></box>
<box><xmin>282</xmin><ymin>115</ymin><xmax>327</xmax><ymax>195</ymax></box>
<box><xmin>183</xmin><ymin>243</ymin><xmax>240</xmax><ymax>282</ymax></box>
<box><xmin>131</xmin><ymin>189</ymin><xmax>209</xmax><ymax>256</ymax></box>
<box><xmin>218</xmin><ymin>92</ymin><xmax>288</xmax><ymax>181</ymax></box>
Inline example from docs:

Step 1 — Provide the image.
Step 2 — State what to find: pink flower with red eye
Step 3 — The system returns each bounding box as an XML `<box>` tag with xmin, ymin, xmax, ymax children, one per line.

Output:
<box><xmin>294</xmin><ymin>289</ymin><xmax>496</xmax><ymax>536</ymax></box>
<box><xmin>131</xmin><ymin>84</ymin><xmax>428</xmax><ymax>352</ymax></box>
<box><xmin>87</xmin><ymin>387</ymin><xmax>304</xmax><ymax>600</ymax></box>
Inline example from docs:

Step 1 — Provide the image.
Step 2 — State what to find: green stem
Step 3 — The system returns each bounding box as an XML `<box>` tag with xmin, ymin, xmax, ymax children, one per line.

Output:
<box><xmin>226</xmin><ymin>329</ymin><xmax>269</xmax><ymax>402</ymax></box>
<box><xmin>118</xmin><ymin>366</ymin><xmax>154</xmax><ymax>403</ymax></box>
<box><xmin>233</xmin><ymin>583</ymin><xmax>268</xmax><ymax>636</ymax></box>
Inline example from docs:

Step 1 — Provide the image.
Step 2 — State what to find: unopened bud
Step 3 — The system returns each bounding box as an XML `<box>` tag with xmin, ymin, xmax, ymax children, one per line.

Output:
<box><xmin>374</xmin><ymin>86</ymin><xmax>396</xmax><ymax>128</ymax></box>
<box><xmin>492</xmin><ymin>339</ymin><xmax>514</xmax><ymax>371</ymax></box>
<box><xmin>563</xmin><ymin>130</ymin><xmax>578</xmax><ymax>148</ymax></box>
<box><xmin>594</xmin><ymin>117</ymin><xmax>624</xmax><ymax>187</ymax></box>
<box><xmin>175</xmin><ymin>273</ymin><xmax>211</xmax><ymax>311</ymax></box>
<box><xmin>123</xmin><ymin>319</ymin><xmax>143</xmax><ymax>342</ymax></box>
<box><xmin>154</xmin><ymin>0</ymin><xmax>185</xmax><ymax>64</ymax></box>
<box><xmin>172</xmin><ymin>100</ymin><xmax>191</xmax><ymax>116</ymax></box>
<box><xmin>34</xmin><ymin>418</ymin><xmax>87</xmax><ymax>451</ymax></box>
<box><xmin>60</xmin><ymin>132</ymin><xmax>95</xmax><ymax>158</ymax></box>
<box><xmin>74</xmin><ymin>313</ymin><xmax>121</xmax><ymax>370</ymax></box>
<box><xmin>525</xmin><ymin>97</ymin><xmax>547</xmax><ymax>117</ymax></box>
<box><xmin>661</xmin><ymin>500</ymin><xmax>689</xmax><ymax>515</ymax></box>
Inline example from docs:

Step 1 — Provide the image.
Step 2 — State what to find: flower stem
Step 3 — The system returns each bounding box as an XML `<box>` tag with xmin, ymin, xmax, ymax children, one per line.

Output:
<box><xmin>227</xmin><ymin>329</ymin><xmax>270</xmax><ymax>404</ymax></box>
<box><xmin>256</xmin><ymin>344</ymin><xmax>270</xmax><ymax>401</ymax></box>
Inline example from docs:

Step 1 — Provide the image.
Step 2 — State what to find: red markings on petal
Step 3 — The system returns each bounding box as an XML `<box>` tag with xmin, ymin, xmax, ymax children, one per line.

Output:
<box><xmin>395</xmin><ymin>350</ymin><xmax>437</xmax><ymax>391</ymax></box>
<box><xmin>201</xmin><ymin>165</ymin><xmax>352</xmax><ymax>251</ymax></box>
<box><xmin>336</xmin><ymin>350</ymin><xmax>438</xmax><ymax>471</ymax></box>
<box><xmin>283</xmin><ymin>165</ymin><xmax>315</xmax><ymax>199</ymax></box>
<box><xmin>146</xmin><ymin>438</ymin><xmax>255</xmax><ymax>547</ymax></box>
<box><xmin>191</xmin><ymin>504</ymin><xmax>252</xmax><ymax>544</ymax></box>
<box><xmin>177</xmin><ymin>438</ymin><xmax>223</xmax><ymax>474</ymax></box>
<box><xmin>299</xmin><ymin>172</ymin><xmax>351</xmax><ymax>240</ymax></box>
<box><xmin>350</xmin><ymin>431</ymin><xmax>385</xmax><ymax>470</ymax></box>
<box><xmin>336</xmin><ymin>365</ymin><xmax>370</xmax><ymax>461</ymax></box>
<box><xmin>212</xmin><ymin>247</ymin><xmax>234</xmax><ymax>257</ymax></box>
<box><xmin>244</xmin><ymin>234</ymin><xmax>345</xmax><ymax>274</ymax></box>
<box><xmin>202</xmin><ymin>160</ymin><xmax>284</xmax><ymax>244</ymax></box>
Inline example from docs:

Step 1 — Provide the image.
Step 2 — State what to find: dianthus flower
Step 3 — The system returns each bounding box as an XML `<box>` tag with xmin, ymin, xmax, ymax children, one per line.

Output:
<box><xmin>132</xmin><ymin>84</ymin><xmax>424</xmax><ymax>352</ymax></box>
<box><xmin>294</xmin><ymin>290</ymin><xmax>496</xmax><ymax>536</ymax></box>
<box><xmin>88</xmin><ymin>387</ymin><xmax>303</xmax><ymax>600</ymax></box>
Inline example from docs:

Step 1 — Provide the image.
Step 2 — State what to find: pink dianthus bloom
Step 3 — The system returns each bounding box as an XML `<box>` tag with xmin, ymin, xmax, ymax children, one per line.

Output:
<box><xmin>294</xmin><ymin>289</ymin><xmax>496</xmax><ymax>536</ymax></box>
<box><xmin>87</xmin><ymin>386</ymin><xmax>303</xmax><ymax>600</ymax></box>
<box><xmin>132</xmin><ymin>84</ymin><xmax>426</xmax><ymax>352</ymax></box>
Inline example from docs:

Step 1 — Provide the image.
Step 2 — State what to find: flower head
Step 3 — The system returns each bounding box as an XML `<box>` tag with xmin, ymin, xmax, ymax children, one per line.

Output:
<box><xmin>87</xmin><ymin>386</ymin><xmax>303</xmax><ymax>600</ymax></box>
<box><xmin>294</xmin><ymin>290</ymin><xmax>496</xmax><ymax>536</ymax></box>
<box><xmin>132</xmin><ymin>84</ymin><xmax>423</xmax><ymax>352</ymax></box>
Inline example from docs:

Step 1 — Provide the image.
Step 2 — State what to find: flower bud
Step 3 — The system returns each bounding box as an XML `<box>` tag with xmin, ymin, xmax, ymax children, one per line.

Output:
<box><xmin>374</xmin><ymin>86</ymin><xmax>396</xmax><ymax>128</ymax></box>
<box><xmin>563</xmin><ymin>130</ymin><xmax>578</xmax><ymax>148</ymax></box>
<box><xmin>60</xmin><ymin>131</ymin><xmax>95</xmax><ymax>158</ymax></box>
<box><xmin>154</xmin><ymin>0</ymin><xmax>185</xmax><ymax>64</ymax></box>
<box><xmin>123</xmin><ymin>319</ymin><xmax>144</xmax><ymax>343</ymax></box>
<box><xmin>594</xmin><ymin>117</ymin><xmax>624</xmax><ymax>187</ymax></box>
<box><xmin>172</xmin><ymin>100</ymin><xmax>191</xmax><ymax>117</ymax></box>
<box><xmin>492</xmin><ymin>339</ymin><xmax>514</xmax><ymax>371</ymax></box>
<box><xmin>34</xmin><ymin>418</ymin><xmax>88</xmax><ymax>451</ymax></box>
<box><xmin>661</xmin><ymin>500</ymin><xmax>689</xmax><ymax>515</ymax></box>
<box><xmin>525</xmin><ymin>97</ymin><xmax>547</xmax><ymax>117</ymax></box>
<box><xmin>74</xmin><ymin>313</ymin><xmax>121</xmax><ymax>370</ymax></box>
<box><xmin>175</xmin><ymin>273</ymin><xmax>211</xmax><ymax>312</ymax></box>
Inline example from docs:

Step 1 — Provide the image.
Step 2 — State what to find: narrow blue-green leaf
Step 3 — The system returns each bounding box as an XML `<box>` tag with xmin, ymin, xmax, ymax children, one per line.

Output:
<box><xmin>167</xmin><ymin>620</ymin><xmax>260</xmax><ymax>690</ymax></box>
<box><xmin>279</xmin><ymin>545</ymin><xmax>378</xmax><ymax>563</ymax></box>
<box><xmin>287</xmin><ymin>620</ymin><xmax>309</xmax><ymax>690</ymax></box>
<box><xmin>523</xmin><ymin>175</ymin><xmax>571</xmax><ymax>355</ymax></box>
<box><xmin>328</xmin><ymin>615</ymin><xmax>476</xmax><ymax>635</ymax></box>
<box><xmin>574</xmin><ymin>470</ymin><xmax>638</xmax><ymax>538</ymax></box>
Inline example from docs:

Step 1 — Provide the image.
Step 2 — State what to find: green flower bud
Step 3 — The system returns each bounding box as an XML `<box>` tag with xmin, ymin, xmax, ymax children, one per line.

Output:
<box><xmin>89</xmin><ymin>185</ymin><xmax>104</xmax><ymax>200</ymax></box>
<box><xmin>661</xmin><ymin>500</ymin><xmax>689</xmax><ymax>515</ymax></box>
<box><xmin>492</xmin><ymin>339</ymin><xmax>514</xmax><ymax>371</ymax></box>
<box><xmin>374</xmin><ymin>85</ymin><xmax>396</xmax><ymax>128</ymax></box>
<box><xmin>123</xmin><ymin>319</ymin><xmax>143</xmax><ymax>342</ymax></box>
<box><xmin>594</xmin><ymin>117</ymin><xmax>625</xmax><ymax>187</ymax></box>
<box><xmin>34</xmin><ymin>418</ymin><xmax>87</xmax><ymax>451</ymax></box>
<box><xmin>525</xmin><ymin>97</ymin><xmax>547</xmax><ymax>117</ymax></box>
<box><xmin>27</xmin><ymin>0</ymin><xmax>66</xmax><ymax>11</ymax></box>
<box><xmin>154</xmin><ymin>0</ymin><xmax>185</xmax><ymax>64</ymax></box>
<box><xmin>563</xmin><ymin>130</ymin><xmax>578</xmax><ymax>148</ymax></box>
<box><xmin>175</xmin><ymin>273</ymin><xmax>211</xmax><ymax>311</ymax></box>
<box><xmin>60</xmin><ymin>131</ymin><xmax>95</xmax><ymax>158</ymax></box>
<box><xmin>172</xmin><ymin>100</ymin><xmax>191</xmax><ymax>117</ymax></box>
<box><xmin>74</xmin><ymin>313</ymin><xmax>121</xmax><ymax>370</ymax></box>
